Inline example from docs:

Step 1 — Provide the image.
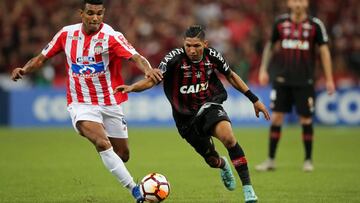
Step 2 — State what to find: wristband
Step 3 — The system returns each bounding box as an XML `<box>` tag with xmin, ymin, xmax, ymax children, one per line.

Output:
<box><xmin>244</xmin><ymin>90</ymin><xmax>259</xmax><ymax>103</ymax></box>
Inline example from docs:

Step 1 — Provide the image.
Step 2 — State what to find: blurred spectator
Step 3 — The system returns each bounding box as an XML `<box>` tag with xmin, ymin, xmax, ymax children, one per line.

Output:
<box><xmin>0</xmin><ymin>0</ymin><xmax>359</xmax><ymax>88</ymax></box>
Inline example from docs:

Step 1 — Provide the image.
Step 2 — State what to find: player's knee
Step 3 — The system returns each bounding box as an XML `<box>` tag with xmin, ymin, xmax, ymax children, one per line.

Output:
<box><xmin>271</xmin><ymin>112</ymin><xmax>284</xmax><ymax>125</ymax></box>
<box><xmin>222</xmin><ymin>136</ymin><xmax>237</xmax><ymax>149</ymax></box>
<box><xmin>299</xmin><ymin>116</ymin><xmax>312</xmax><ymax>125</ymax></box>
<box><xmin>95</xmin><ymin>138</ymin><xmax>112</xmax><ymax>152</ymax></box>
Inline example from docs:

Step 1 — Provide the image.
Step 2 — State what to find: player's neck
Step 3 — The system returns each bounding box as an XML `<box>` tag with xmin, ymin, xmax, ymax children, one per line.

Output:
<box><xmin>291</xmin><ymin>12</ymin><xmax>307</xmax><ymax>23</ymax></box>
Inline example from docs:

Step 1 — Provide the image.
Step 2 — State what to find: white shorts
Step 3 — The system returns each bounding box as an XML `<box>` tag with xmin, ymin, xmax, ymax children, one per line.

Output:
<box><xmin>67</xmin><ymin>103</ymin><xmax>128</xmax><ymax>138</ymax></box>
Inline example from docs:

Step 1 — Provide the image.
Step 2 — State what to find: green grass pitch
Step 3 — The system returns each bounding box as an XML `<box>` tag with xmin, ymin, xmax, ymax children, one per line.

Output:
<box><xmin>0</xmin><ymin>126</ymin><xmax>359</xmax><ymax>203</ymax></box>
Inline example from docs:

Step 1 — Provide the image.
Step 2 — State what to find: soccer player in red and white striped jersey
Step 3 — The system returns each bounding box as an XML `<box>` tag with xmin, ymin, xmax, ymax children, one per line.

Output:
<box><xmin>11</xmin><ymin>0</ymin><xmax>161</xmax><ymax>202</ymax></box>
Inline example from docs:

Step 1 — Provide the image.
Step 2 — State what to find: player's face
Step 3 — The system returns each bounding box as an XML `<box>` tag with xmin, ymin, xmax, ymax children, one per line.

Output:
<box><xmin>184</xmin><ymin>37</ymin><xmax>207</xmax><ymax>62</ymax></box>
<box><xmin>287</xmin><ymin>0</ymin><xmax>308</xmax><ymax>15</ymax></box>
<box><xmin>80</xmin><ymin>4</ymin><xmax>105</xmax><ymax>34</ymax></box>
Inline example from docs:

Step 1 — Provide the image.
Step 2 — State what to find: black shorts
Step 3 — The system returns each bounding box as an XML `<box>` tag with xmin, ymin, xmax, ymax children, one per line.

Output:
<box><xmin>270</xmin><ymin>84</ymin><xmax>315</xmax><ymax>117</ymax></box>
<box><xmin>175</xmin><ymin>104</ymin><xmax>230</xmax><ymax>157</ymax></box>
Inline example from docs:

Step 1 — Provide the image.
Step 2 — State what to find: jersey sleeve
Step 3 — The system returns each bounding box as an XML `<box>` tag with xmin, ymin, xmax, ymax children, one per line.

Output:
<box><xmin>157</xmin><ymin>54</ymin><xmax>173</xmax><ymax>77</ymax></box>
<box><xmin>208</xmin><ymin>48</ymin><xmax>231</xmax><ymax>76</ymax></box>
<box><xmin>41</xmin><ymin>28</ymin><xmax>66</xmax><ymax>58</ymax></box>
<box><xmin>313</xmin><ymin>18</ymin><xmax>329</xmax><ymax>45</ymax></box>
<box><xmin>157</xmin><ymin>48</ymin><xmax>182</xmax><ymax>76</ymax></box>
<box><xmin>110</xmin><ymin>32</ymin><xmax>138</xmax><ymax>59</ymax></box>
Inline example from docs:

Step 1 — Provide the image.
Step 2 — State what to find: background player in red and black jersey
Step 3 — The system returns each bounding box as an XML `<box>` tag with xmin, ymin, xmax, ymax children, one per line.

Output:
<box><xmin>256</xmin><ymin>0</ymin><xmax>335</xmax><ymax>172</ymax></box>
<box><xmin>115</xmin><ymin>25</ymin><xmax>270</xmax><ymax>203</ymax></box>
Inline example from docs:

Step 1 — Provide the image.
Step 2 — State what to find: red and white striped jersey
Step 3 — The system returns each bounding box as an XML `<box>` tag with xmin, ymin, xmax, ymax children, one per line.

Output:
<box><xmin>41</xmin><ymin>23</ymin><xmax>138</xmax><ymax>106</ymax></box>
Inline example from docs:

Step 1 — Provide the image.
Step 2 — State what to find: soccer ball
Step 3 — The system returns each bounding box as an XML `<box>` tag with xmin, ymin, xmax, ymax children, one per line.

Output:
<box><xmin>140</xmin><ymin>173</ymin><xmax>170</xmax><ymax>202</ymax></box>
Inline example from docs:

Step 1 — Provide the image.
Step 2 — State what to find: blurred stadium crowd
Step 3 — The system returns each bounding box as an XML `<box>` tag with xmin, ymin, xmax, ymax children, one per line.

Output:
<box><xmin>0</xmin><ymin>0</ymin><xmax>359</xmax><ymax>89</ymax></box>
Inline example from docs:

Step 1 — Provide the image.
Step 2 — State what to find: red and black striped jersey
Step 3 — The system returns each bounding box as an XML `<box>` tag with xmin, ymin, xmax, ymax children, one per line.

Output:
<box><xmin>157</xmin><ymin>47</ymin><xmax>231</xmax><ymax>121</ymax></box>
<box><xmin>270</xmin><ymin>14</ymin><xmax>329</xmax><ymax>86</ymax></box>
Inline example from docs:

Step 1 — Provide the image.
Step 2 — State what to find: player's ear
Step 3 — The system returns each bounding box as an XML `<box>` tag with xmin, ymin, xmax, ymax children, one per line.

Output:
<box><xmin>204</xmin><ymin>40</ymin><xmax>209</xmax><ymax>48</ymax></box>
<box><xmin>79</xmin><ymin>9</ymin><xmax>84</xmax><ymax>17</ymax></box>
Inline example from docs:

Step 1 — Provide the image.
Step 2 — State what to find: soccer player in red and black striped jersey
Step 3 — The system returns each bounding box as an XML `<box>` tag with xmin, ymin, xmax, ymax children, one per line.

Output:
<box><xmin>116</xmin><ymin>25</ymin><xmax>270</xmax><ymax>203</ymax></box>
<box><xmin>256</xmin><ymin>0</ymin><xmax>335</xmax><ymax>172</ymax></box>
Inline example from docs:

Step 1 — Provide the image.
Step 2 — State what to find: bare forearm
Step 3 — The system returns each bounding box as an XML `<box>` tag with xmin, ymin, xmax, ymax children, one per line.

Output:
<box><xmin>131</xmin><ymin>78</ymin><xmax>156</xmax><ymax>92</ymax></box>
<box><xmin>22</xmin><ymin>54</ymin><xmax>47</xmax><ymax>74</ymax></box>
<box><xmin>260</xmin><ymin>42</ymin><xmax>274</xmax><ymax>72</ymax></box>
<box><xmin>227</xmin><ymin>71</ymin><xmax>249</xmax><ymax>93</ymax></box>
<box><xmin>320</xmin><ymin>45</ymin><xmax>333</xmax><ymax>82</ymax></box>
<box><xmin>131</xmin><ymin>54</ymin><xmax>152</xmax><ymax>73</ymax></box>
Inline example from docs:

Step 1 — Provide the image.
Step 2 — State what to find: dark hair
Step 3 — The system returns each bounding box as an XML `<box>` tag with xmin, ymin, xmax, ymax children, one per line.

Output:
<box><xmin>82</xmin><ymin>0</ymin><xmax>103</xmax><ymax>9</ymax></box>
<box><xmin>184</xmin><ymin>25</ymin><xmax>206</xmax><ymax>40</ymax></box>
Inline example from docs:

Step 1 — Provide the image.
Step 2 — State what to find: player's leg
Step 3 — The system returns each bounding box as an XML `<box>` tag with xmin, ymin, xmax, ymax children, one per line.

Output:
<box><xmin>101</xmin><ymin>104</ymin><xmax>130</xmax><ymax>162</ymax></box>
<box><xmin>299</xmin><ymin>116</ymin><xmax>314</xmax><ymax>171</ymax></box>
<box><xmin>182</xmin><ymin>130</ymin><xmax>236</xmax><ymax>190</ymax></box>
<box><xmin>101</xmin><ymin>104</ymin><xmax>144</xmax><ymax>201</ymax></box>
<box><xmin>269</xmin><ymin>112</ymin><xmax>284</xmax><ymax>160</ymax></box>
<box><xmin>67</xmin><ymin>104</ymin><xmax>141</xmax><ymax>202</ymax></box>
<box><xmin>294</xmin><ymin>85</ymin><xmax>315</xmax><ymax>172</ymax></box>
<box><xmin>213</xmin><ymin>121</ymin><xmax>249</xmax><ymax>185</ymax></box>
<box><xmin>256</xmin><ymin>85</ymin><xmax>291</xmax><ymax>171</ymax></box>
<box><xmin>76</xmin><ymin>121</ymin><xmax>136</xmax><ymax>189</ymax></box>
<box><xmin>109</xmin><ymin>138</ymin><xmax>130</xmax><ymax>162</ymax></box>
<box><xmin>191</xmin><ymin>104</ymin><xmax>237</xmax><ymax>190</ymax></box>
<box><xmin>212</xmin><ymin>120</ymin><xmax>257</xmax><ymax>202</ymax></box>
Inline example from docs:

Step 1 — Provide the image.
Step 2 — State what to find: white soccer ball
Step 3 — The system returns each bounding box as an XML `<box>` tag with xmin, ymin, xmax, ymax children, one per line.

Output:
<box><xmin>140</xmin><ymin>173</ymin><xmax>170</xmax><ymax>202</ymax></box>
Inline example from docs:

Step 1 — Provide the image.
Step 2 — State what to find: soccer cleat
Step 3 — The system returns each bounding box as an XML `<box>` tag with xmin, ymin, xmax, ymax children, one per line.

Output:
<box><xmin>255</xmin><ymin>158</ymin><xmax>276</xmax><ymax>171</ymax></box>
<box><xmin>220</xmin><ymin>156</ymin><xmax>236</xmax><ymax>191</ymax></box>
<box><xmin>303</xmin><ymin>160</ymin><xmax>314</xmax><ymax>172</ymax></box>
<box><xmin>243</xmin><ymin>185</ymin><xmax>258</xmax><ymax>203</ymax></box>
<box><xmin>132</xmin><ymin>185</ymin><xmax>145</xmax><ymax>203</ymax></box>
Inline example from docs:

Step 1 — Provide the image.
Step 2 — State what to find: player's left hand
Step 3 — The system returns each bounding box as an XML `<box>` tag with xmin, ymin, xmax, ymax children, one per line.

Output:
<box><xmin>145</xmin><ymin>68</ymin><xmax>163</xmax><ymax>83</ymax></box>
<box><xmin>113</xmin><ymin>85</ymin><xmax>133</xmax><ymax>94</ymax></box>
<box><xmin>326</xmin><ymin>80</ymin><xmax>335</xmax><ymax>95</ymax></box>
<box><xmin>253</xmin><ymin>101</ymin><xmax>271</xmax><ymax>120</ymax></box>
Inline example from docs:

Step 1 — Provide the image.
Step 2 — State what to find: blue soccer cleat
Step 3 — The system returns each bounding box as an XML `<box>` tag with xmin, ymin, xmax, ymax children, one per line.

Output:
<box><xmin>132</xmin><ymin>185</ymin><xmax>145</xmax><ymax>203</ymax></box>
<box><xmin>220</xmin><ymin>156</ymin><xmax>236</xmax><ymax>191</ymax></box>
<box><xmin>243</xmin><ymin>185</ymin><xmax>258</xmax><ymax>203</ymax></box>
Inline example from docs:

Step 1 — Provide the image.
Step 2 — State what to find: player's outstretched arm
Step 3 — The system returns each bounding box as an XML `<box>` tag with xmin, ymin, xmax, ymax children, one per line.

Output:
<box><xmin>226</xmin><ymin>70</ymin><xmax>270</xmax><ymax>120</ymax></box>
<box><xmin>11</xmin><ymin>54</ymin><xmax>48</xmax><ymax>81</ymax></box>
<box><xmin>114</xmin><ymin>78</ymin><xmax>156</xmax><ymax>94</ymax></box>
<box><xmin>258</xmin><ymin>42</ymin><xmax>274</xmax><ymax>86</ymax></box>
<box><xmin>319</xmin><ymin>44</ymin><xmax>335</xmax><ymax>95</ymax></box>
<box><xmin>130</xmin><ymin>54</ymin><xmax>163</xmax><ymax>83</ymax></box>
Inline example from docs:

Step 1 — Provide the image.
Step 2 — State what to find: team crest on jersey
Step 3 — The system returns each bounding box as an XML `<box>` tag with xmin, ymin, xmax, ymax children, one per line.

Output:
<box><xmin>293</xmin><ymin>31</ymin><xmax>299</xmax><ymax>37</ymax></box>
<box><xmin>94</xmin><ymin>44</ymin><xmax>103</xmax><ymax>55</ymax></box>
<box><xmin>196</xmin><ymin>71</ymin><xmax>202</xmax><ymax>78</ymax></box>
<box><xmin>94</xmin><ymin>43</ymin><xmax>104</xmax><ymax>55</ymax></box>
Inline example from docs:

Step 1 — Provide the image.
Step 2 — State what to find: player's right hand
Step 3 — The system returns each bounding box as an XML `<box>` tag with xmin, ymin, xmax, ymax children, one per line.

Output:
<box><xmin>145</xmin><ymin>68</ymin><xmax>163</xmax><ymax>83</ymax></box>
<box><xmin>113</xmin><ymin>85</ymin><xmax>133</xmax><ymax>94</ymax></box>
<box><xmin>11</xmin><ymin>68</ymin><xmax>25</xmax><ymax>81</ymax></box>
<box><xmin>258</xmin><ymin>69</ymin><xmax>269</xmax><ymax>86</ymax></box>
